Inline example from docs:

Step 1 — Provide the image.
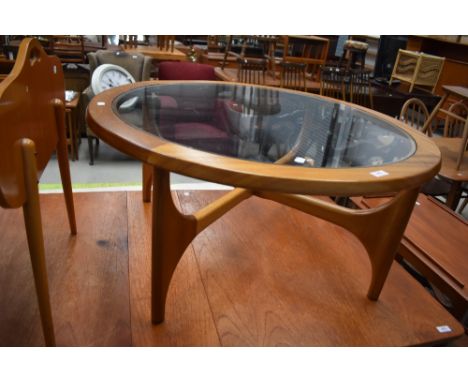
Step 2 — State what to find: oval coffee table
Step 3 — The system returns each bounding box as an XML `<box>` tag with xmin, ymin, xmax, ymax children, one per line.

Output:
<box><xmin>87</xmin><ymin>81</ymin><xmax>441</xmax><ymax>324</ymax></box>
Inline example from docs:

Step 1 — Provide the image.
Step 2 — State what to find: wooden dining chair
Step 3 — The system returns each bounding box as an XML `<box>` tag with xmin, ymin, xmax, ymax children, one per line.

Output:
<box><xmin>443</xmin><ymin>101</ymin><xmax>468</xmax><ymax>138</ymax></box>
<box><xmin>349</xmin><ymin>68</ymin><xmax>373</xmax><ymax>109</ymax></box>
<box><xmin>237</xmin><ymin>58</ymin><xmax>267</xmax><ymax>85</ymax></box>
<box><xmin>156</xmin><ymin>35</ymin><xmax>175</xmax><ymax>52</ymax></box>
<box><xmin>319</xmin><ymin>65</ymin><xmax>346</xmax><ymax>101</ymax></box>
<box><xmin>399</xmin><ymin>97</ymin><xmax>430</xmax><ymax>132</ymax></box>
<box><xmin>399</xmin><ymin>98</ymin><xmax>452</xmax><ymax>199</ymax></box>
<box><xmin>0</xmin><ymin>38</ymin><xmax>77</xmax><ymax>346</ymax></box>
<box><xmin>279</xmin><ymin>62</ymin><xmax>307</xmax><ymax>92</ymax></box>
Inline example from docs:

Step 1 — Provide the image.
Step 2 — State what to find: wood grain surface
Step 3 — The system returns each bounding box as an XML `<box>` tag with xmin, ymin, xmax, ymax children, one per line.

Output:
<box><xmin>353</xmin><ymin>194</ymin><xmax>468</xmax><ymax>321</ymax></box>
<box><xmin>177</xmin><ymin>190</ymin><xmax>463</xmax><ymax>346</ymax></box>
<box><xmin>127</xmin><ymin>191</ymin><xmax>220</xmax><ymax>346</ymax></box>
<box><xmin>0</xmin><ymin>192</ymin><xmax>131</xmax><ymax>346</ymax></box>
<box><xmin>1</xmin><ymin>191</ymin><xmax>464</xmax><ymax>346</ymax></box>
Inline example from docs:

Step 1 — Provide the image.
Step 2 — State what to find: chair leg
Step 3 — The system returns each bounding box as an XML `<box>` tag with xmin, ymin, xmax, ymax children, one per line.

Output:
<box><xmin>88</xmin><ymin>136</ymin><xmax>94</xmax><ymax>165</ymax></box>
<box><xmin>20</xmin><ymin>139</ymin><xmax>56</xmax><ymax>346</ymax></box>
<box><xmin>94</xmin><ymin>137</ymin><xmax>100</xmax><ymax>158</ymax></box>
<box><xmin>54</xmin><ymin>101</ymin><xmax>77</xmax><ymax>235</ymax></box>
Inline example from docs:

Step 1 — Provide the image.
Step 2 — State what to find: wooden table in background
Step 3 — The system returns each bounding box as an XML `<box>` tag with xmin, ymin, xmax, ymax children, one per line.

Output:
<box><xmin>122</xmin><ymin>45</ymin><xmax>187</xmax><ymax>61</ymax></box>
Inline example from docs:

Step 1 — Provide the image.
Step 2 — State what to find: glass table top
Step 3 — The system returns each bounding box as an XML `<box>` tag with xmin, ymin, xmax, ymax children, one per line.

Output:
<box><xmin>113</xmin><ymin>83</ymin><xmax>416</xmax><ymax>169</ymax></box>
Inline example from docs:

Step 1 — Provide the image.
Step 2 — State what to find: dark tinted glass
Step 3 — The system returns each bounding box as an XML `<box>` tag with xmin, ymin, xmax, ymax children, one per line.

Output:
<box><xmin>113</xmin><ymin>83</ymin><xmax>415</xmax><ymax>168</ymax></box>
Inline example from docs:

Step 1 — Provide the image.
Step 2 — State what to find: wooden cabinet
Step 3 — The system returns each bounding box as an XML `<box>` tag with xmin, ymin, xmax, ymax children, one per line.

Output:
<box><xmin>407</xmin><ymin>36</ymin><xmax>468</xmax><ymax>96</ymax></box>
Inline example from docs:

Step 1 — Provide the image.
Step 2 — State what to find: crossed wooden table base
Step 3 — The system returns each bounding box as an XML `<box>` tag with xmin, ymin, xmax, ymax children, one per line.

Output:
<box><xmin>87</xmin><ymin>81</ymin><xmax>441</xmax><ymax>326</ymax></box>
<box><xmin>142</xmin><ymin>164</ymin><xmax>419</xmax><ymax>324</ymax></box>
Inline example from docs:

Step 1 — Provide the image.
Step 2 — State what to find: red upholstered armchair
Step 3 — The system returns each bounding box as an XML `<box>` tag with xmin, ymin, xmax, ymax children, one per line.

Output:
<box><xmin>154</xmin><ymin>62</ymin><xmax>236</xmax><ymax>156</ymax></box>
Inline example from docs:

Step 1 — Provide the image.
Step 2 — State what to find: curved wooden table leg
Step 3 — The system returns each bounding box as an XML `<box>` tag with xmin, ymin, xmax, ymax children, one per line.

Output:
<box><xmin>150</xmin><ymin>163</ymin><xmax>419</xmax><ymax>320</ymax></box>
<box><xmin>142</xmin><ymin>163</ymin><xmax>153</xmax><ymax>203</ymax></box>
<box><xmin>151</xmin><ymin>167</ymin><xmax>197</xmax><ymax>323</ymax></box>
<box><xmin>356</xmin><ymin>188</ymin><xmax>420</xmax><ymax>300</ymax></box>
<box><xmin>258</xmin><ymin>187</ymin><xmax>420</xmax><ymax>301</ymax></box>
<box><xmin>150</xmin><ymin>167</ymin><xmax>251</xmax><ymax>323</ymax></box>
<box><xmin>20</xmin><ymin>139</ymin><xmax>56</xmax><ymax>346</ymax></box>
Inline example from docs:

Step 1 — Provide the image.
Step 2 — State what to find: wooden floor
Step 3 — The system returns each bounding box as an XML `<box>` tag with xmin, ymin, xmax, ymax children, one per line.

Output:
<box><xmin>0</xmin><ymin>191</ymin><xmax>464</xmax><ymax>346</ymax></box>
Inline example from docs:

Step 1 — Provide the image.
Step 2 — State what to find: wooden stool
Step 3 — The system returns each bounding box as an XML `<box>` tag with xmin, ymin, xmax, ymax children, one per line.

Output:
<box><xmin>340</xmin><ymin>40</ymin><xmax>368</xmax><ymax>70</ymax></box>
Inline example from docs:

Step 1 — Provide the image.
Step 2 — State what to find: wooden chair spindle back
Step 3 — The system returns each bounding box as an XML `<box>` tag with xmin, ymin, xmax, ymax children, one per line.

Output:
<box><xmin>399</xmin><ymin>98</ymin><xmax>430</xmax><ymax>133</ymax></box>
<box><xmin>280</xmin><ymin>62</ymin><xmax>307</xmax><ymax>92</ymax></box>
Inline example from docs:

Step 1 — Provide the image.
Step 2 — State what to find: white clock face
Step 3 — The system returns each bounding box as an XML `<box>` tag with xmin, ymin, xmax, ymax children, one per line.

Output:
<box><xmin>91</xmin><ymin>64</ymin><xmax>136</xmax><ymax>95</ymax></box>
<box><xmin>100</xmin><ymin>69</ymin><xmax>133</xmax><ymax>91</ymax></box>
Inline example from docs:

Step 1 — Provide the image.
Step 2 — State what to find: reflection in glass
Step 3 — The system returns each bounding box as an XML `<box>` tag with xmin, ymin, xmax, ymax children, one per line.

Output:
<box><xmin>113</xmin><ymin>83</ymin><xmax>416</xmax><ymax>169</ymax></box>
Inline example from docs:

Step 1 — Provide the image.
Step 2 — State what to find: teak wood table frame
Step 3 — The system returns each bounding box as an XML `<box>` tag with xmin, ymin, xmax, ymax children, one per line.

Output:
<box><xmin>87</xmin><ymin>81</ymin><xmax>441</xmax><ymax>325</ymax></box>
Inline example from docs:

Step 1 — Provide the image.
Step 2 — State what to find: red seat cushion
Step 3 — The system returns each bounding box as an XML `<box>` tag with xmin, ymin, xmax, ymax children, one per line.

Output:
<box><xmin>173</xmin><ymin>122</ymin><xmax>229</xmax><ymax>140</ymax></box>
<box><xmin>158</xmin><ymin>62</ymin><xmax>216</xmax><ymax>81</ymax></box>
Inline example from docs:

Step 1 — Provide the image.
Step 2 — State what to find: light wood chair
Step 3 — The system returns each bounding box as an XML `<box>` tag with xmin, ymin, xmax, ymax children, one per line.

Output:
<box><xmin>443</xmin><ymin>102</ymin><xmax>468</xmax><ymax>213</ymax></box>
<box><xmin>444</xmin><ymin>101</ymin><xmax>468</xmax><ymax>138</ymax></box>
<box><xmin>237</xmin><ymin>58</ymin><xmax>267</xmax><ymax>85</ymax></box>
<box><xmin>399</xmin><ymin>97</ymin><xmax>430</xmax><ymax>132</ymax></box>
<box><xmin>0</xmin><ymin>38</ymin><xmax>77</xmax><ymax>346</ymax></box>
<box><xmin>279</xmin><ymin>62</ymin><xmax>307</xmax><ymax>91</ymax></box>
<box><xmin>389</xmin><ymin>49</ymin><xmax>445</xmax><ymax>94</ymax></box>
<box><xmin>399</xmin><ymin>97</ymin><xmax>452</xmax><ymax>199</ymax></box>
<box><xmin>422</xmin><ymin>86</ymin><xmax>468</xmax><ymax>171</ymax></box>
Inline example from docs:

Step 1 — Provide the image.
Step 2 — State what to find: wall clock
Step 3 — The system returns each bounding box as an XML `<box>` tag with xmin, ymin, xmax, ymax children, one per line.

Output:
<box><xmin>91</xmin><ymin>64</ymin><xmax>137</xmax><ymax>111</ymax></box>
